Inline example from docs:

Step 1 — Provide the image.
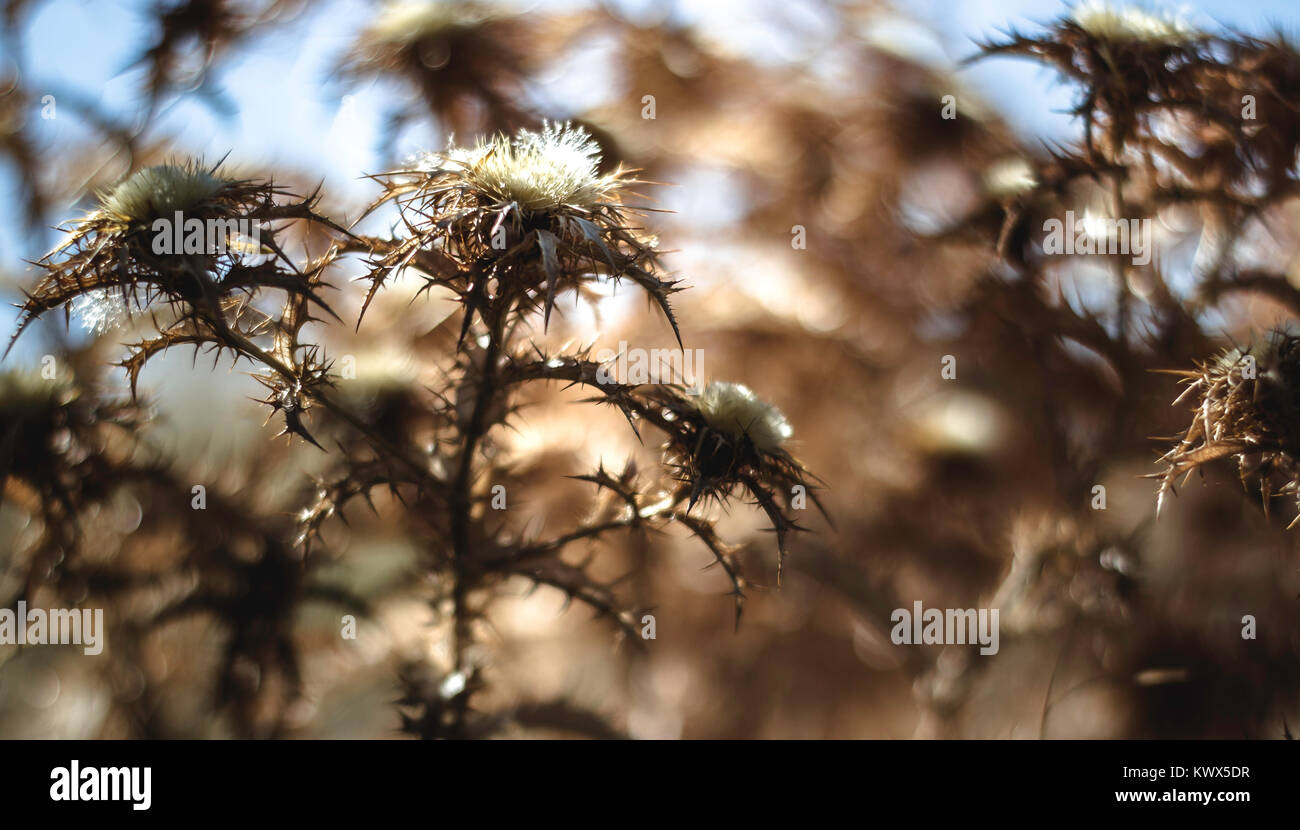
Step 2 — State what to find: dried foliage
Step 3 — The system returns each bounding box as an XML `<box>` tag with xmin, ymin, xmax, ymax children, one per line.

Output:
<box><xmin>3</xmin><ymin>0</ymin><xmax>1300</xmax><ymax>741</ymax></box>
<box><xmin>3</xmin><ymin>90</ymin><xmax>820</xmax><ymax>737</ymax></box>
<box><xmin>1155</xmin><ymin>332</ymin><xmax>1300</xmax><ymax>524</ymax></box>
<box><xmin>340</xmin><ymin>0</ymin><xmax>544</xmax><ymax>137</ymax></box>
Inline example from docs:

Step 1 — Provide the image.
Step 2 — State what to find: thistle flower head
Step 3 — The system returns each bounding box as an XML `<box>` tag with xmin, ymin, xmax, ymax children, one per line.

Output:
<box><xmin>437</xmin><ymin>122</ymin><xmax>619</xmax><ymax>212</ymax></box>
<box><xmin>641</xmin><ymin>380</ymin><xmax>820</xmax><ymax>581</ymax></box>
<box><xmin>360</xmin><ymin>123</ymin><xmax>676</xmax><ymax>339</ymax></box>
<box><xmin>364</xmin><ymin>1</ymin><xmax>487</xmax><ymax>45</ymax></box>
<box><xmin>1071</xmin><ymin>1</ymin><xmax>1197</xmax><ymax>45</ymax></box>
<box><xmin>1209</xmin><ymin>336</ymin><xmax>1300</xmax><ymax>381</ymax></box>
<box><xmin>695</xmin><ymin>381</ymin><xmax>792</xmax><ymax>452</ymax></box>
<box><xmin>982</xmin><ymin>2</ymin><xmax>1207</xmax><ymax>167</ymax></box>
<box><xmin>7</xmin><ymin>157</ymin><xmax>338</xmax><ymax>358</ymax></box>
<box><xmin>99</xmin><ymin>163</ymin><xmax>227</xmax><ymax>223</ymax></box>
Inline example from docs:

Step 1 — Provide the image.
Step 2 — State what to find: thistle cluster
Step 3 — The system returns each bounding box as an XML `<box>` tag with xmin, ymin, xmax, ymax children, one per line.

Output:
<box><xmin>0</xmin><ymin>123</ymin><xmax>824</xmax><ymax>737</ymax></box>
<box><xmin>342</xmin><ymin>125</ymin><xmax>823</xmax><ymax>666</ymax></box>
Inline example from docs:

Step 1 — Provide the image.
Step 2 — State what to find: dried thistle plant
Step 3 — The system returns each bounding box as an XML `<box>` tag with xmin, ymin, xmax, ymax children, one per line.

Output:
<box><xmin>357</xmin><ymin>121</ymin><xmax>680</xmax><ymax>340</ymax></box>
<box><xmin>10</xmin><ymin>161</ymin><xmax>338</xmax><ymax>349</ymax></box>
<box><xmin>12</xmin><ymin>0</ymin><xmax>1300</xmax><ymax>743</ymax></box>
<box><xmin>980</xmin><ymin>1</ymin><xmax>1207</xmax><ymax>162</ymax></box>
<box><xmin>4</xmin><ymin>117</ymin><xmax>823</xmax><ymax>738</ymax></box>
<box><xmin>7</xmin><ymin>158</ymin><xmax>355</xmax><ymax>455</ymax></box>
<box><xmin>1156</xmin><ymin>331</ymin><xmax>1300</xmax><ymax>525</ymax></box>
<box><xmin>337</xmin><ymin>122</ymin><xmax>822</xmax><ymax>735</ymax></box>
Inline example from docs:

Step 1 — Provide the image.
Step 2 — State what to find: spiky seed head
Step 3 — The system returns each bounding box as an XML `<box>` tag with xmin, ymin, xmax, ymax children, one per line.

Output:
<box><xmin>437</xmin><ymin>122</ymin><xmax>618</xmax><ymax>212</ymax></box>
<box><xmin>695</xmin><ymin>381</ymin><xmax>792</xmax><ymax>453</ymax></box>
<box><xmin>1071</xmin><ymin>1</ymin><xmax>1197</xmax><ymax>44</ymax></box>
<box><xmin>99</xmin><ymin>164</ymin><xmax>226</xmax><ymax>222</ymax></box>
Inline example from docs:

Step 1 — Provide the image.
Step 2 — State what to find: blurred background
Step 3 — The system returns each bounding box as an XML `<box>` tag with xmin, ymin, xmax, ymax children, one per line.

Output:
<box><xmin>2</xmin><ymin>0</ymin><xmax>1300</xmax><ymax>738</ymax></box>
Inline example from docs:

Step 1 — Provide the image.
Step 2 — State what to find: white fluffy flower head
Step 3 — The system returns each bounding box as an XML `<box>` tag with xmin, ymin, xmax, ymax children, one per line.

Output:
<box><xmin>696</xmin><ymin>381</ymin><xmax>793</xmax><ymax>452</ymax></box>
<box><xmin>99</xmin><ymin>164</ymin><xmax>226</xmax><ymax>222</ymax></box>
<box><xmin>1072</xmin><ymin>1</ymin><xmax>1197</xmax><ymax>44</ymax></box>
<box><xmin>366</xmin><ymin>1</ymin><xmax>486</xmax><ymax>45</ymax></box>
<box><xmin>439</xmin><ymin>122</ymin><xmax>619</xmax><ymax>212</ymax></box>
